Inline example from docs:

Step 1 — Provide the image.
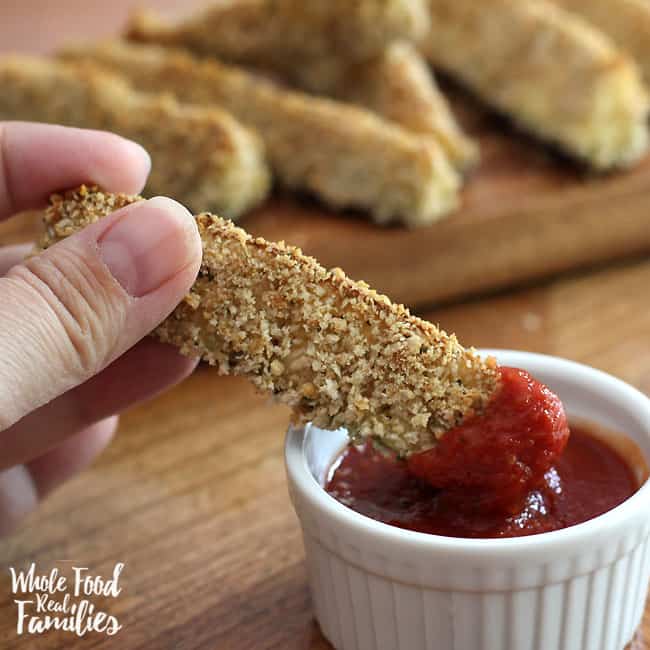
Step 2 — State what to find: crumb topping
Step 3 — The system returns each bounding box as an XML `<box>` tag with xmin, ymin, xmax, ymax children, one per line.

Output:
<box><xmin>0</xmin><ymin>55</ymin><xmax>270</xmax><ymax>218</ymax></box>
<box><xmin>39</xmin><ymin>186</ymin><xmax>498</xmax><ymax>454</ymax></box>
<box><xmin>61</xmin><ymin>41</ymin><xmax>459</xmax><ymax>227</ymax></box>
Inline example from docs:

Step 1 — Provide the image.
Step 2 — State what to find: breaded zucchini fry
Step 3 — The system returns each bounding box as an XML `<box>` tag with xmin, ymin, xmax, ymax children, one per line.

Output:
<box><xmin>322</xmin><ymin>42</ymin><xmax>479</xmax><ymax>170</ymax></box>
<box><xmin>39</xmin><ymin>186</ymin><xmax>498</xmax><ymax>454</ymax></box>
<box><xmin>128</xmin><ymin>0</ymin><xmax>429</xmax><ymax>74</ymax></box>
<box><xmin>422</xmin><ymin>0</ymin><xmax>649</xmax><ymax>169</ymax></box>
<box><xmin>0</xmin><ymin>56</ymin><xmax>270</xmax><ymax>218</ymax></box>
<box><xmin>62</xmin><ymin>42</ymin><xmax>460</xmax><ymax>226</ymax></box>
<box><xmin>549</xmin><ymin>0</ymin><xmax>650</xmax><ymax>84</ymax></box>
<box><xmin>127</xmin><ymin>3</ymin><xmax>473</xmax><ymax>170</ymax></box>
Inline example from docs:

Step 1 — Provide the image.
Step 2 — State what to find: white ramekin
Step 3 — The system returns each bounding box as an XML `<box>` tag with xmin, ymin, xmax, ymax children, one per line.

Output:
<box><xmin>285</xmin><ymin>350</ymin><xmax>650</xmax><ymax>650</ymax></box>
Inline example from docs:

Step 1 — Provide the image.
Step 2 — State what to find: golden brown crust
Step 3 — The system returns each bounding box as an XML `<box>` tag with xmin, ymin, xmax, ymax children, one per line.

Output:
<box><xmin>61</xmin><ymin>41</ymin><xmax>460</xmax><ymax>227</ymax></box>
<box><xmin>0</xmin><ymin>55</ymin><xmax>270</xmax><ymax>218</ymax></box>
<box><xmin>127</xmin><ymin>3</ymin><xmax>471</xmax><ymax>171</ymax></box>
<box><xmin>127</xmin><ymin>0</ymin><xmax>429</xmax><ymax>71</ymax></box>
<box><xmin>39</xmin><ymin>186</ymin><xmax>498</xmax><ymax>454</ymax></box>
<box><xmin>550</xmin><ymin>0</ymin><xmax>650</xmax><ymax>85</ymax></box>
<box><xmin>308</xmin><ymin>42</ymin><xmax>479</xmax><ymax>170</ymax></box>
<box><xmin>422</xmin><ymin>0</ymin><xmax>649</xmax><ymax>169</ymax></box>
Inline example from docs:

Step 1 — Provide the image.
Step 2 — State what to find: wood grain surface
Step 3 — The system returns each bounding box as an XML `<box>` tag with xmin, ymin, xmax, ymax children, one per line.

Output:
<box><xmin>244</xmin><ymin>141</ymin><xmax>650</xmax><ymax>307</ymax></box>
<box><xmin>2</xmin><ymin>1</ymin><xmax>650</xmax><ymax>308</ymax></box>
<box><xmin>0</xmin><ymin>252</ymin><xmax>648</xmax><ymax>649</ymax></box>
<box><xmin>0</xmin><ymin>2</ymin><xmax>648</xmax><ymax>649</ymax></box>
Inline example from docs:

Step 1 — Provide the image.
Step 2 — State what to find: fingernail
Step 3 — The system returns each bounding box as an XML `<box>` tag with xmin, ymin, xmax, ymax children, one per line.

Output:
<box><xmin>115</xmin><ymin>135</ymin><xmax>152</xmax><ymax>178</ymax></box>
<box><xmin>98</xmin><ymin>197</ymin><xmax>198</xmax><ymax>297</ymax></box>
<box><xmin>129</xmin><ymin>140</ymin><xmax>152</xmax><ymax>177</ymax></box>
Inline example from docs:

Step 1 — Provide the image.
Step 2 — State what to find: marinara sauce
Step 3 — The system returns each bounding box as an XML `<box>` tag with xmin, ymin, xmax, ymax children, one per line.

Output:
<box><xmin>326</xmin><ymin>367</ymin><xmax>638</xmax><ymax>538</ymax></box>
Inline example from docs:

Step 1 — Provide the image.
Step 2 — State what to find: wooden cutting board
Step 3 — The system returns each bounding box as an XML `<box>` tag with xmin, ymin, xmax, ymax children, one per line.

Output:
<box><xmin>4</xmin><ymin>90</ymin><xmax>649</xmax><ymax>309</ymax></box>
<box><xmin>0</xmin><ymin>257</ymin><xmax>648</xmax><ymax>650</ymax></box>
<box><xmin>240</xmin><ymin>94</ymin><xmax>650</xmax><ymax>308</ymax></box>
<box><xmin>1</xmin><ymin>2</ymin><xmax>650</xmax><ymax>309</ymax></box>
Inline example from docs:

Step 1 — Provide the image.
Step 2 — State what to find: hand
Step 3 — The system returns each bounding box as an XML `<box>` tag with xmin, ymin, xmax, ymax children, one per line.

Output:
<box><xmin>0</xmin><ymin>122</ymin><xmax>202</xmax><ymax>536</ymax></box>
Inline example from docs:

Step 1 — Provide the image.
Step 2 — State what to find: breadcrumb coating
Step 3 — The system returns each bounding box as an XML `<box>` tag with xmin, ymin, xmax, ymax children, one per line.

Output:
<box><xmin>309</xmin><ymin>42</ymin><xmax>479</xmax><ymax>170</ymax></box>
<box><xmin>38</xmin><ymin>186</ymin><xmax>498</xmax><ymax>454</ymax></box>
<box><xmin>422</xmin><ymin>0</ymin><xmax>649</xmax><ymax>169</ymax></box>
<box><xmin>0</xmin><ymin>55</ymin><xmax>270</xmax><ymax>218</ymax></box>
<box><xmin>62</xmin><ymin>42</ymin><xmax>460</xmax><ymax>227</ymax></box>
<box><xmin>126</xmin><ymin>2</ymin><xmax>472</xmax><ymax>171</ymax></box>
<box><xmin>128</xmin><ymin>0</ymin><xmax>429</xmax><ymax>77</ymax></box>
<box><xmin>549</xmin><ymin>0</ymin><xmax>650</xmax><ymax>85</ymax></box>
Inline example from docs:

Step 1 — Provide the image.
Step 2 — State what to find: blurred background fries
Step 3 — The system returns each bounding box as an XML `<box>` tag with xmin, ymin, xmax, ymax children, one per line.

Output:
<box><xmin>1</xmin><ymin>0</ymin><xmax>649</xmax><ymax>309</ymax></box>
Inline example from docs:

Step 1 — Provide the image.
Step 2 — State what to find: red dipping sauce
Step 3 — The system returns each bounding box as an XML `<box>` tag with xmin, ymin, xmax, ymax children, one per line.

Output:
<box><xmin>326</xmin><ymin>367</ymin><xmax>640</xmax><ymax>538</ymax></box>
<box><xmin>407</xmin><ymin>367</ymin><xmax>570</xmax><ymax>513</ymax></box>
<box><xmin>326</xmin><ymin>426</ymin><xmax>638</xmax><ymax>538</ymax></box>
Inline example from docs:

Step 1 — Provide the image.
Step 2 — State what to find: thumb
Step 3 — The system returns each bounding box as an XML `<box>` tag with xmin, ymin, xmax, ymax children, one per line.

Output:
<box><xmin>0</xmin><ymin>196</ymin><xmax>201</xmax><ymax>430</ymax></box>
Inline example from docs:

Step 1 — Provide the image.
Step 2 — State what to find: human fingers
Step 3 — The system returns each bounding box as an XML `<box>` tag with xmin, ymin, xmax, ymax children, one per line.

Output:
<box><xmin>26</xmin><ymin>416</ymin><xmax>119</xmax><ymax>498</ymax></box>
<box><xmin>0</xmin><ymin>195</ymin><xmax>201</xmax><ymax>434</ymax></box>
<box><xmin>0</xmin><ymin>339</ymin><xmax>198</xmax><ymax>469</ymax></box>
<box><xmin>0</xmin><ymin>122</ymin><xmax>151</xmax><ymax>219</ymax></box>
<box><xmin>0</xmin><ymin>418</ymin><xmax>118</xmax><ymax>537</ymax></box>
<box><xmin>0</xmin><ymin>243</ymin><xmax>31</xmax><ymax>275</ymax></box>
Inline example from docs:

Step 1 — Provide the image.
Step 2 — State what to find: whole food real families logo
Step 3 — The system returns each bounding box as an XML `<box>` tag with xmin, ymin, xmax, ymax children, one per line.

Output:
<box><xmin>9</xmin><ymin>562</ymin><xmax>124</xmax><ymax>637</ymax></box>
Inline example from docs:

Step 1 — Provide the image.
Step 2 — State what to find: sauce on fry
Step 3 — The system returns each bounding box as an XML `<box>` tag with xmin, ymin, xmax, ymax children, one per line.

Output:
<box><xmin>326</xmin><ymin>368</ymin><xmax>638</xmax><ymax>538</ymax></box>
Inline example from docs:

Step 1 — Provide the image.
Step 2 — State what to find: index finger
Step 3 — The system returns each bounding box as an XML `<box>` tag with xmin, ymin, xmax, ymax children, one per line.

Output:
<box><xmin>0</xmin><ymin>121</ymin><xmax>151</xmax><ymax>220</ymax></box>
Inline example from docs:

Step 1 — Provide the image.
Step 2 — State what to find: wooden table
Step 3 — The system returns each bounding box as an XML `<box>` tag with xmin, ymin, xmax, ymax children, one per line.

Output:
<box><xmin>0</xmin><ymin>2</ymin><xmax>649</xmax><ymax>648</ymax></box>
<box><xmin>0</xmin><ymin>254</ymin><xmax>646</xmax><ymax>649</ymax></box>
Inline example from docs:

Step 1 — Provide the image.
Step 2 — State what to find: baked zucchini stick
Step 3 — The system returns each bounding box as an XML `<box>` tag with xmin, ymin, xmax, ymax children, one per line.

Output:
<box><xmin>422</xmin><ymin>0</ymin><xmax>649</xmax><ymax>169</ymax></box>
<box><xmin>62</xmin><ymin>43</ymin><xmax>460</xmax><ymax>226</ymax></box>
<box><xmin>128</xmin><ymin>0</ymin><xmax>429</xmax><ymax>75</ymax></box>
<box><xmin>0</xmin><ymin>56</ymin><xmax>270</xmax><ymax>218</ymax></box>
<box><xmin>549</xmin><ymin>0</ymin><xmax>650</xmax><ymax>85</ymax></box>
<box><xmin>128</xmin><ymin>4</ymin><xmax>473</xmax><ymax>170</ymax></box>
<box><xmin>39</xmin><ymin>186</ymin><xmax>498</xmax><ymax>455</ymax></box>
<box><xmin>323</xmin><ymin>42</ymin><xmax>479</xmax><ymax>170</ymax></box>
